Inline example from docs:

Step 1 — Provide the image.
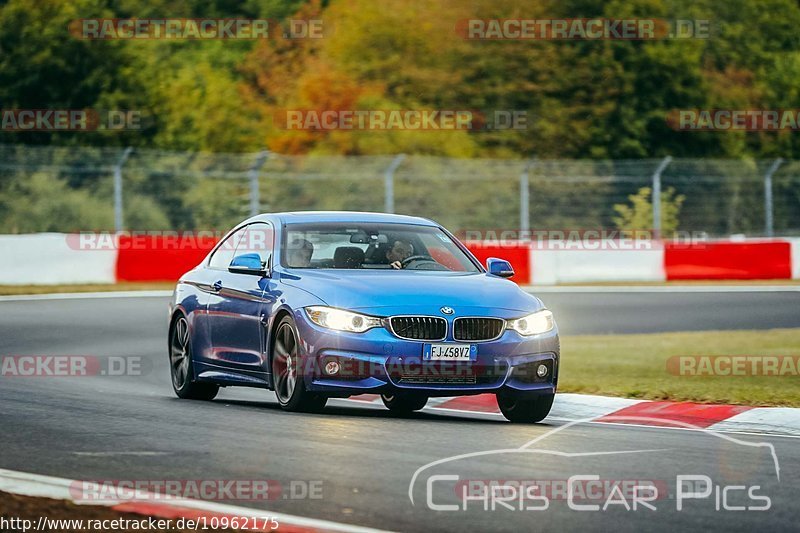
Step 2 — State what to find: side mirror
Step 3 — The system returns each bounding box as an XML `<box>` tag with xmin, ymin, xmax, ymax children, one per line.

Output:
<box><xmin>229</xmin><ymin>253</ymin><xmax>269</xmax><ymax>277</ymax></box>
<box><xmin>486</xmin><ymin>257</ymin><xmax>514</xmax><ymax>278</ymax></box>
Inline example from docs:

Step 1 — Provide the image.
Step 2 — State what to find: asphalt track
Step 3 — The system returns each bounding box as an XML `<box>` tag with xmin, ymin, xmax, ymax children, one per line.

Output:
<box><xmin>1</xmin><ymin>291</ymin><xmax>799</xmax><ymax>532</ymax></box>
<box><xmin>536</xmin><ymin>288</ymin><xmax>800</xmax><ymax>334</ymax></box>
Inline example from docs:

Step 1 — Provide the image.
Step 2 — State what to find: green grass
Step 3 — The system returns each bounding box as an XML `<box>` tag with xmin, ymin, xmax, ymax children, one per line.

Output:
<box><xmin>561</xmin><ymin>329</ymin><xmax>800</xmax><ymax>406</ymax></box>
<box><xmin>0</xmin><ymin>282</ymin><xmax>175</xmax><ymax>295</ymax></box>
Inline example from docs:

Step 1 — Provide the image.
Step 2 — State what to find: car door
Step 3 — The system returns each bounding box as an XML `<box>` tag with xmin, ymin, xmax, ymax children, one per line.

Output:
<box><xmin>206</xmin><ymin>222</ymin><xmax>276</xmax><ymax>378</ymax></box>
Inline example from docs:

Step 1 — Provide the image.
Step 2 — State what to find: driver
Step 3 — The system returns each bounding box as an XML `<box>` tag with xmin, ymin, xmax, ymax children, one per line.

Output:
<box><xmin>386</xmin><ymin>239</ymin><xmax>414</xmax><ymax>269</ymax></box>
<box><xmin>286</xmin><ymin>238</ymin><xmax>314</xmax><ymax>267</ymax></box>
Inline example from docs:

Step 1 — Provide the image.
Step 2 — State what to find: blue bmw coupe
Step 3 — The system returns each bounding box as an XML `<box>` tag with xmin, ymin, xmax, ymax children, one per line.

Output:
<box><xmin>168</xmin><ymin>212</ymin><xmax>559</xmax><ymax>422</ymax></box>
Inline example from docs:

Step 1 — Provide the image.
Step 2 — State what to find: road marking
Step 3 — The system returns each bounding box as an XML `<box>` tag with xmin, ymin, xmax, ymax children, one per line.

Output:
<box><xmin>0</xmin><ymin>290</ymin><xmax>173</xmax><ymax>302</ymax></box>
<box><xmin>71</xmin><ymin>451</ymin><xmax>171</xmax><ymax>457</ymax></box>
<box><xmin>0</xmin><ymin>468</ymin><xmax>393</xmax><ymax>533</ymax></box>
<box><xmin>575</xmin><ymin>418</ymin><xmax>800</xmax><ymax>440</ymax></box>
<box><xmin>525</xmin><ymin>284</ymin><xmax>800</xmax><ymax>293</ymax></box>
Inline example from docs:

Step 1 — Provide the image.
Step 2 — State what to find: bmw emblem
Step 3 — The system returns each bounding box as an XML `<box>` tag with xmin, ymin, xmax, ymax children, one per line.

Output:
<box><xmin>440</xmin><ymin>306</ymin><xmax>455</xmax><ymax>315</ymax></box>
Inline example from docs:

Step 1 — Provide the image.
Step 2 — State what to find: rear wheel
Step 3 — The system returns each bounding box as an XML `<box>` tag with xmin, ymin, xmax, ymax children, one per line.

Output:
<box><xmin>381</xmin><ymin>393</ymin><xmax>428</xmax><ymax>414</ymax></box>
<box><xmin>170</xmin><ymin>315</ymin><xmax>219</xmax><ymax>400</ymax></box>
<box><xmin>272</xmin><ymin>315</ymin><xmax>327</xmax><ymax>413</ymax></box>
<box><xmin>496</xmin><ymin>392</ymin><xmax>554</xmax><ymax>423</ymax></box>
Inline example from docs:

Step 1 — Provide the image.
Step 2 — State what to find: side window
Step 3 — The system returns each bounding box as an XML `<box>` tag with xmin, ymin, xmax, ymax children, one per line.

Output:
<box><xmin>233</xmin><ymin>222</ymin><xmax>275</xmax><ymax>266</ymax></box>
<box><xmin>209</xmin><ymin>227</ymin><xmax>247</xmax><ymax>269</ymax></box>
<box><xmin>420</xmin><ymin>232</ymin><xmax>469</xmax><ymax>271</ymax></box>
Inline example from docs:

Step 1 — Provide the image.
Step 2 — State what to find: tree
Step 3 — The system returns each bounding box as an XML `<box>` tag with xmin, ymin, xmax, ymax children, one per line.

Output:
<box><xmin>613</xmin><ymin>186</ymin><xmax>685</xmax><ymax>237</ymax></box>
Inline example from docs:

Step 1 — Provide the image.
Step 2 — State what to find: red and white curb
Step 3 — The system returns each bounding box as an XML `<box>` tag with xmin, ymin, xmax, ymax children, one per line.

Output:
<box><xmin>347</xmin><ymin>393</ymin><xmax>800</xmax><ymax>437</ymax></box>
<box><xmin>0</xmin><ymin>469</ymin><xmax>392</xmax><ymax>533</ymax></box>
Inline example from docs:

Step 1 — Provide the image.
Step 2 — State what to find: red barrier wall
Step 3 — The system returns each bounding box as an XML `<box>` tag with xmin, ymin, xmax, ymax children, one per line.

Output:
<box><xmin>116</xmin><ymin>238</ymin><xmax>532</xmax><ymax>284</ymax></box>
<box><xmin>466</xmin><ymin>244</ymin><xmax>531</xmax><ymax>284</ymax></box>
<box><xmin>115</xmin><ymin>235</ymin><xmax>217</xmax><ymax>282</ymax></box>
<box><xmin>116</xmin><ymin>237</ymin><xmax>788</xmax><ymax>284</ymax></box>
<box><xmin>664</xmin><ymin>241</ymin><xmax>791</xmax><ymax>280</ymax></box>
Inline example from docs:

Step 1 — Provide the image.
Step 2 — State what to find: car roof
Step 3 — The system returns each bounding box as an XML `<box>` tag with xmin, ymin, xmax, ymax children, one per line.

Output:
<box><xmin>248</xmin><ymin>211</ymin><xmax>439</xmax><ymax>227</ymax></box>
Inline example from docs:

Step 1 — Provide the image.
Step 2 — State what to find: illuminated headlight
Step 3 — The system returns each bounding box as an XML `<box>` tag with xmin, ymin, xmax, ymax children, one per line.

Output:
<box><xmin>507</xmin><ymin>310</ymin><xmax>555</xmax><ymax>336</ymax></box>
<box><xmin>305</xmin><ymin>306</ymin><xmax>382</xmax><ymax>333</ymax></box>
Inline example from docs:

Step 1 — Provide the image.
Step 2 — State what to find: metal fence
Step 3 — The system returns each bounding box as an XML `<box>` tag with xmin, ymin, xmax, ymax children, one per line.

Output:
<box><xmin>0</xmin><ymin>143</ymin><xmax>798</xmax><ymax>237</ymax></box>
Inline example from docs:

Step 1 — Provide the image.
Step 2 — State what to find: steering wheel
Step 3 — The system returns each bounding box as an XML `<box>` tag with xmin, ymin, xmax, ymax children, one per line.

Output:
<box><xmin>400</xmin><ymin>254</ymin><xmax>438</xmax><ymax>269</ymax></box>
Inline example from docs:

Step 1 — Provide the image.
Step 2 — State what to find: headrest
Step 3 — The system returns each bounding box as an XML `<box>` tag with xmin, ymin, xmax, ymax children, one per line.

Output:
<box><xmin>365</xmin><ymin>242</ymin><xmax>391</xmax><ymax>262</ymax></box>
<box><xmin>333</xmin><ymin>246</ymin><xmax>365</xmax><ymax>269</ymax></box>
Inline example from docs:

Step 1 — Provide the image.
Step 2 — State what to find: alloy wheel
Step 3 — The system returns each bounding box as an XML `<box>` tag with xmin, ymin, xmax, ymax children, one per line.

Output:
<box><xmin>273</xmin><ymin>322</ymin><xmax>298</xmax><ymax>404</ymax></box>
<box><xmin>170</xmin><ymin>317</ymin><xmax>191</xmax><ymax>390</ymax></box>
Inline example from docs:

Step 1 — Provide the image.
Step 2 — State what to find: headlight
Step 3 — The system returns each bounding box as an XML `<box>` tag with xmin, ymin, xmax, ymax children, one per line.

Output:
<box><xmin>507</xmin><ymin>309</ymin><xmax>554</xmax><ymax>336</ymax></box>
<box><xmin>305</xmin><ymin>306</ymin><xmax>383</xmax><ymax>333</ymax></box>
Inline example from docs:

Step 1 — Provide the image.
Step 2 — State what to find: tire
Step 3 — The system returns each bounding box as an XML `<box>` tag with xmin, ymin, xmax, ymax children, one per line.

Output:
<box><xmin>381</xmin><ymin>393</ymin><xmax>428</xmax><ymax>414</ymax></box>
<box><xmin>496</xmin><ymin>392</ymin><xmax>554</xmax><ymax>423</ymax></box>
<box><xmin>169</xmin><ymin>315</ymin><xmax>219</xmax><ymax>401</ymax></box>
<box><xmin>271</xmin><ymin>315</ymin><xmax>327</xmax><ymax>413</ymax></box>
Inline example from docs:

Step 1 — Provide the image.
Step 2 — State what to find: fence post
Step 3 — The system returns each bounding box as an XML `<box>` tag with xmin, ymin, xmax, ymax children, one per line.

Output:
<box><xmin>764</xmin><ymin>158</ymin><xmax>783</xmax><ymax>237</ymax></box>
<box><xmin>249</xmin><ymin>150</ymin><xmax>270</xmax><ymax>217</ymax></box>
<box><xmin>384</xmin><ymin>154</ymin><xmax>406</xmax><ymax>213</ymax></box>
<box><xmin>651</xmin><ymin>156</ymin><xmax>672</xmax><ymax>238</ymax></box>
<box><xmin>520</xmin><ymin>157</ymin><xmax>536</xmax><ymax>234</ymax></box>
<box><xmin>113</xmin><ymin>147</ymin><xmax>133</xmax><ymax>233</ymax></box>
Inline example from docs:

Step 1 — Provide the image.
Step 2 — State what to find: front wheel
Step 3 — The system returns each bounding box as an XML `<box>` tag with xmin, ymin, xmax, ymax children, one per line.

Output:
<box><xmin>381</xmin><ymin>393</ymin><xmax>428</xmax><ymax>414</ymax></box>
<box><xmin>496</xmin><ymin>392</ymin><xmax>554</xmax><ymax>423</ymax></box>
<box><xmin>271</xmin><ymin>315</ymin><xmax>327</xmax><ymax>413</ymax></box>
<box><xmin>169</xmin><ymin>315</ymin><xmax>219</xmax><ymax>400</ymax></box>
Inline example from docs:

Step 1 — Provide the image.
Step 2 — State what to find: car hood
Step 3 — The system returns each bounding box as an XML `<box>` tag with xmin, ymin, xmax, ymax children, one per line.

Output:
<box><xmin>279</xmin><ymin>269</ymin><xmax>543</xmax><ymax>316</ymax></box>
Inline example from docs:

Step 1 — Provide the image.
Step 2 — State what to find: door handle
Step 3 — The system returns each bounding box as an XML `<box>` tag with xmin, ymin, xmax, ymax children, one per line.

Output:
<box><xmin>212</xmin><ymin>280</ymin><xmax>223</xmax><ymax>292</ymax></box>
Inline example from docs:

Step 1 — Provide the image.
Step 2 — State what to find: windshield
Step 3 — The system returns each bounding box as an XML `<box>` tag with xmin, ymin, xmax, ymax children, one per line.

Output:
<box><xmin>282</xmin><ymin>222</ymin><xmax>481</xmax><ymax>272</ymax></box>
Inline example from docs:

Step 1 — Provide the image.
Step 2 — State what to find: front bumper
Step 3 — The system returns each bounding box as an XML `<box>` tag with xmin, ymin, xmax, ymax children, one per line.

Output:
<box><xmin>292</xmin><ymin>308</ymin><xmax>559</xmax><ymax>399</ymax></box>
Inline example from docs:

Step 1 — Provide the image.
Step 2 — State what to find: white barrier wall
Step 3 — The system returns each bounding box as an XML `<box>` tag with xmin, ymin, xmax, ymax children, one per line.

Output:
<box><xmin>790</xmin><ymin>238</ymin><xmax>800</xmax><ymax>280</ymax></box>
<box><xmin>531</xmin><ymin>247</ymin><xmax>666</xmax><ymax>284</ymax></box>
<box><xmin>0</xmin><ymin>234</ymin><xmax>116</xmax><ymax>285</ymax></box>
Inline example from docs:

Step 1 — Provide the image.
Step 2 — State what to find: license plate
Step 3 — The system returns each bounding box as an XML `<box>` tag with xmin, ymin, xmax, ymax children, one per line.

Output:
<box><xmin>423</xmin><ymin>343</ymin><xmax>477</xmax><ymax>361</ymax></box>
